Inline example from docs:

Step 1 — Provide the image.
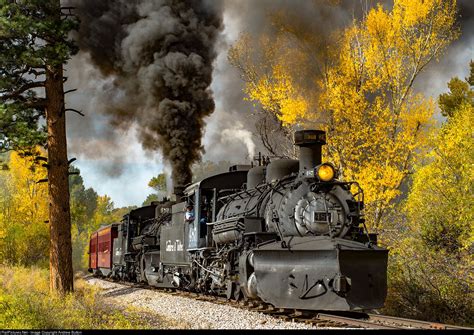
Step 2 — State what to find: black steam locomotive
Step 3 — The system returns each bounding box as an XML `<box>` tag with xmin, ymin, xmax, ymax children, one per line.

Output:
<box><xmin>88</xmin><ymin>130</ymin><xmax>388</xmax><ymax>311</ymax></box>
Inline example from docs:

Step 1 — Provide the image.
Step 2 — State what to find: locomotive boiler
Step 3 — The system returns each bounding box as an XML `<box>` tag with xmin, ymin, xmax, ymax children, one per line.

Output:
<box><xmin>88</xmin><ymin>130</ymin><xmax>388</xmax><ymax>311</ymax></box>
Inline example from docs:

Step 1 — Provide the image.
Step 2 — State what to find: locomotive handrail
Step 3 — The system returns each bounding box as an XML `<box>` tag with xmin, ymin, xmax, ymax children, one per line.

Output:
<box><xmin>345</xmin><ymin>182</ymin><xmax>372</xmax><ymax>246</ymax></box>
<box><xmin>206</xmin><ymin>216</ymin><xmax>243</xmax><ymax>226</ymax></box>
<box><xmin>218</xmin><ymin>187</ymin><xmax>260</xmax><ymax>202</ymax></box>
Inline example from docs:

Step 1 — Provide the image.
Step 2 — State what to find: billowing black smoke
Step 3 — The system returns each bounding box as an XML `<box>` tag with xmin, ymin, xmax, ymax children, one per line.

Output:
<box><xmin>73</xmin><ymin>0</ymin><xmax>223</xmax><ymax>187</ymax></box>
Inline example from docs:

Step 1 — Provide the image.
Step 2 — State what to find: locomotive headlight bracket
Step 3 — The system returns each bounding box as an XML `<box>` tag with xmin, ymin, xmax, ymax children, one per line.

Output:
<box><xmin>315</xmin><ymin>163</ymin><xmax>336</xmax><ymax>182</ymax></box>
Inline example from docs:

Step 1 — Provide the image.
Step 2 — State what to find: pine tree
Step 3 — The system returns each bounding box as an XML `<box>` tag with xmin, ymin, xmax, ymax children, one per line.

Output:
<box><xmin>0</xmin><ymin>0</ymin><xmax>78</xmax><ymax>293</ymax></box>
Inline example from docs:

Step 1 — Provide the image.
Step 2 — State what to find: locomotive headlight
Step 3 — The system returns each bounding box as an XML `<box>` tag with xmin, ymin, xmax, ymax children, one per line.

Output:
<box><xmin>316</xmin><ymin>163</ymin><xmax>335</xmax><ymax>182</ymax></box>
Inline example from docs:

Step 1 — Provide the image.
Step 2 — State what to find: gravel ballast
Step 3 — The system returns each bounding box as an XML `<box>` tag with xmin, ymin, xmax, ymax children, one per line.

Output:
<box><xmin>85</xmin><ymin>277</ymin><xmax>339</xmax><ymax>329</ymax></box>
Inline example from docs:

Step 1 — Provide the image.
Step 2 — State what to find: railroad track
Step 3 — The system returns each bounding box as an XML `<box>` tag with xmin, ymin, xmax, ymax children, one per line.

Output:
<box><xmin>88</xmin><ymin>276</ymin><xmax>471</xmax><ymax>330</ymax></box>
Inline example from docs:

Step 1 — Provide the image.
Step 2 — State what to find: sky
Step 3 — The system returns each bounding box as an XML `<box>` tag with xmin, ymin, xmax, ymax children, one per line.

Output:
<box><xmin>65</xmin><ymin>0</ymin><xmax>474</xmax><ymax>208</ymax></box>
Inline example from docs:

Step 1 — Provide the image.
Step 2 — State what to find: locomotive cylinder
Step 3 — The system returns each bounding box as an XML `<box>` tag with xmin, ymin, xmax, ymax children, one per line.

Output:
<box><xmin>294</xmin><ymin>130</ymin><xmax>326</xmax><ymax>173</ymax></box>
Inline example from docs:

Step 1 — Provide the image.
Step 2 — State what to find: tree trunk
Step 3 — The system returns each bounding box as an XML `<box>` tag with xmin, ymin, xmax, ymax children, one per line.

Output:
<box><xmin>45</xmin><ymin>63</ymin><xmax>74</xmax><ymax>293</ymax></box>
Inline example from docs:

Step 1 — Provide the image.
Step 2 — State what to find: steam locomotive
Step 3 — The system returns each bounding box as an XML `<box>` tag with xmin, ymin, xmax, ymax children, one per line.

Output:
<box><xmin>88</xmin><ymin>130</ymin><xmax>388</xmax><ymax>311</ymax></box>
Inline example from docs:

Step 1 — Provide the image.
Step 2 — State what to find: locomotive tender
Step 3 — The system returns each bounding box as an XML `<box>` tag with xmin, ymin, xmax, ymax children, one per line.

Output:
<box><xmin>89</xmin><ymin>130</ymin><xmax>388</xmax><ymax>311</ymax></box>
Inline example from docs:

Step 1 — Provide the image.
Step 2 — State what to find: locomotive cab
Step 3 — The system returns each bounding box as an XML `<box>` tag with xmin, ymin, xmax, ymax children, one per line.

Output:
<box><xmin>166</xmin><ymin>167</ymin><xmax>251</xmax><ymax>252</ymax></box>
<box><xmin>181</xmin><ymin>189</ymin><xmax>214</xmax><ymax>248</ymax></box>
<box><xmin>157</xmin><ymin>167</ymin><xmax>251</xmax><ymax>288</ymax></box>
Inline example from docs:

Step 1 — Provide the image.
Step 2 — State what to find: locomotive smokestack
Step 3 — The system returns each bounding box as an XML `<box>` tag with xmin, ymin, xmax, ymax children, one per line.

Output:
<box><xmin>294</xmin><ymin>130</ymin><xmax>326</xmax><ymax>173</ymax></box>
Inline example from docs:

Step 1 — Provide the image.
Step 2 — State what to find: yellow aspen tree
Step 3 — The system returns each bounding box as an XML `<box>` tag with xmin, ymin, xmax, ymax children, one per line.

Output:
<box><xmin>319</xmin><ymin>0</ymin><xmax>459</xmax><ymax>231</ymax></box>
<box><xmin>229</xmin><ymin>34</ymin><xmax>309</xmax><ymax>126</ymax></box>
<box><xmin>385</xmin><ymin>100</ymin><xmax>473</xmax><ymax>324</ymax></box>
<box><xmin>229</xmin><ymin>0</ymin><xmax>458</xmax><ymax>231</ymax></box>
<box><xmin>405</xmin><ymin>101</ymin><xmax>473</xmax><ymax>252</ymax></box>
<box><xmin>229</xmin><ymin>33</ymin><xmax>311</xmax><ymax>157</ymax></box>
<box><xmin>228</xmin><ymin>2</ymin><xmax>342</xmax><ymax>135</ymax></box>
<box><xmin>0</xmin><ymin>150</ymin><xmax>49</xmax><ymax>265</ymax></box>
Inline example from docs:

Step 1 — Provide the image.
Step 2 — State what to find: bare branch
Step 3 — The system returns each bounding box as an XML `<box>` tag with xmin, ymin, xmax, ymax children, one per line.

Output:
<box><xmin>64</xmin><ymin>89</ymin><xmax>77</xmax><ymax>95</ymax></box>
<box><xmin>65</xmin><ymin>108</ymin><xmax>84</xmax><ymax>117</ymax></box>
<box><xmin>34</xmin><ymin>156</ymin><xmax>48</xmax><ymax>163</ymax></box>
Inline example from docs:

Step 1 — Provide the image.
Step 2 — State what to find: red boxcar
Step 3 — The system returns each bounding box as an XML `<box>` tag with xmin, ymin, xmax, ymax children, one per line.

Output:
<box><xmin>88</xmin><ymin>224</ymin><xmax>118</xmax><ymax>275</ymax></box>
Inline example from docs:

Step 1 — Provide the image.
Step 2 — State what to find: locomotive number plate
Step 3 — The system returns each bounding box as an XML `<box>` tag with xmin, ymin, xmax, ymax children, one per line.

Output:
<box><xmin>314</xmin><ymin>212</ymin><xmax>331</xmax><ymax>222</ymax></box>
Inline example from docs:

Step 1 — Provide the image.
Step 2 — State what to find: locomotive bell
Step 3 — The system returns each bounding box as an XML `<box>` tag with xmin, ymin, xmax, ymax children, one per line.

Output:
<box><xmin>294</xmin><ymin>130</ymin><xmax>326</xmax><ymax>174</ymax></box>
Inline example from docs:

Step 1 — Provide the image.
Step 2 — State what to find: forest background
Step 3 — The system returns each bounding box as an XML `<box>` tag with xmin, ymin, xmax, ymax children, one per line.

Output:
<box><xmin>0</xmin><ymin>0</ymin><xmax>472</xmax><ymax>328</ymax></box>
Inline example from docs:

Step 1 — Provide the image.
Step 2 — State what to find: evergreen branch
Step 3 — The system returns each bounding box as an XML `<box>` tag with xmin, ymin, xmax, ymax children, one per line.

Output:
<box><xmin>0</xmin><ymin>81</ymin><xmax>45</xmax><ymax>101</ymax></box>
<box><xmin>20</xmin><ymin>98</ymin><xmax>47</xmax><ymax>109</ymax></box>
<box><xmin>26</xmin><ymin>100</ymin><xmax>47</xmax><ymax>109</ymax></box>
<box><xmin>28</xmin><ymin>68</ymin><xmax>46</xmax><ymax>77</ymax></box>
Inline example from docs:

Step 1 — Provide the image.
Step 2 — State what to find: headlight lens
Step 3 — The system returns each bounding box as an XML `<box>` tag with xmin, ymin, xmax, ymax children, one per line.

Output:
<box><xmin>317</xmin><ymin>164</ymin><xmax>335</xmax><ymax>182</ymax></box>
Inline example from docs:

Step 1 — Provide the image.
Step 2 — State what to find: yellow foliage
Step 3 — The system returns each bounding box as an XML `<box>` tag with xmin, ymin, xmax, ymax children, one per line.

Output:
<box><xmin>247</xmin><ymin>63</ymin><xmax>309</xmax><ymax>125</ymax></box>
<box><xmin>0</xmin><ymin>149</ymin><xmax>49</xmax><ymax>265</ymax></box>
<box><xmin>318</xmin><ymin>0</ymin><xmax>459</xmax><ymax>230</ymax></box>
<box><xmin>383</xmin><ymin>79</ymin><xmax>472</xmax><ymax>326</ymax></box>
<box><xmin>405</xmin><ymin>102</ymin><xmax>474</xmax><ymax>251</ymax></box>
<box><xmin>229</xmin><ymin>33</ymin><xmax>311</xmax><ymax>127</ymax></box>
<box><xmin>0</xmin><ymin>151</ymin><xmax>123</xmax><ymax>271</ymax></box>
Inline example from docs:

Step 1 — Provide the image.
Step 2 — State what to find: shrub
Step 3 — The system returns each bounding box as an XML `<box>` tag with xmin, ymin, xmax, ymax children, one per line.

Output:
<box><xmin>383</xmin><ymin>239</ymin><xmax>473</xmax><ymax>327</ymax></box>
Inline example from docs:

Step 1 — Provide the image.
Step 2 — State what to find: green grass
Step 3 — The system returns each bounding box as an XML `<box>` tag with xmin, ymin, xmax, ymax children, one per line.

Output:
<box><xmin>0</xmin><ymin>265</ymin><xmax>179</xmax><ymax>329</ymax></box>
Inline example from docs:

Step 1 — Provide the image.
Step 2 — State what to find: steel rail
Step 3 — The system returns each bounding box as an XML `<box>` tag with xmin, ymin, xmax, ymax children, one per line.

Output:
<box><xmin>366</xmin><ymin>313</ymin><xmax>471</xmax><ymax>330</ymax></box>
<box><xmin>316</xmin><ymin>313</ymin><xmax>399</xmax><ymax>329</ymax></box>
